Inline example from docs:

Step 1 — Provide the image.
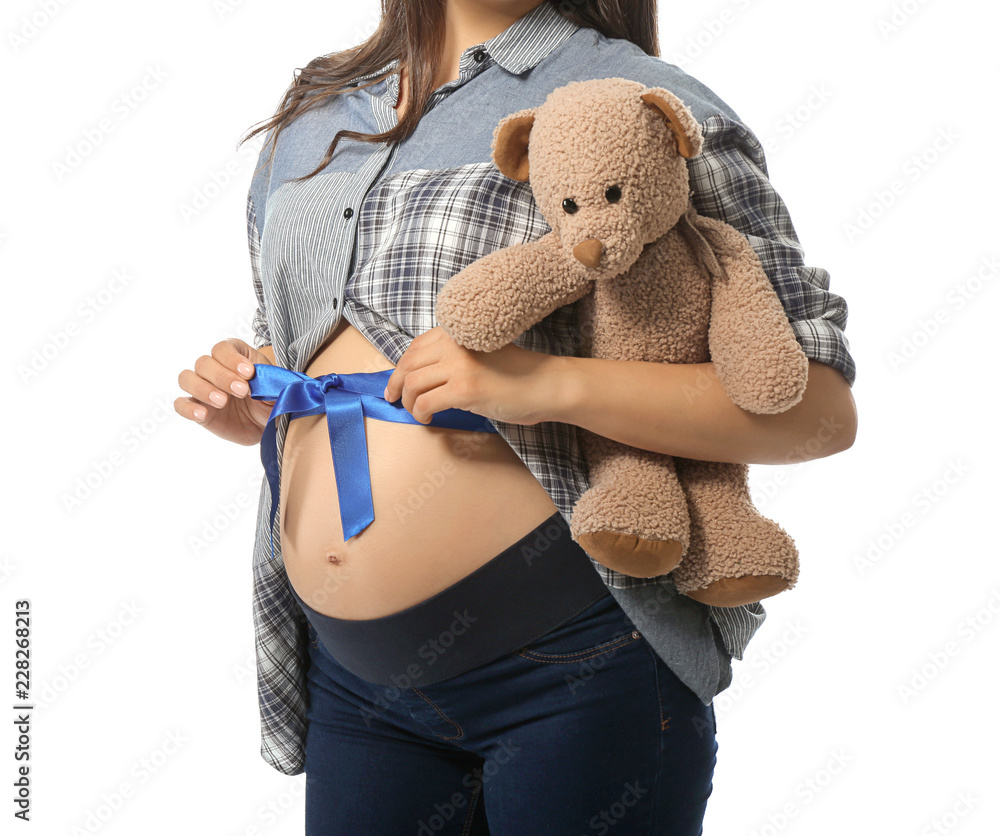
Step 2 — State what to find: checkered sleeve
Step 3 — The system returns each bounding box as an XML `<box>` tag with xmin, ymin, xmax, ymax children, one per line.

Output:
<box><xmin>247</xmin><ymin>190</ymin><xmax>273</xmax><ymax>351</ymax></box>
<box><xmin>688</xmin><ymin>114</ymin><xmax>856</xmax><ymax>387</ymax></box>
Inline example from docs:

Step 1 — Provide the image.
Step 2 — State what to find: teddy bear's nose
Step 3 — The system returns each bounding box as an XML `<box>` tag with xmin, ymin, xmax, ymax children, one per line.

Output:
<box><xmin>573</xmin><ymin>238</ymin><xmax>603</xmax><ymax>268</ymax></box>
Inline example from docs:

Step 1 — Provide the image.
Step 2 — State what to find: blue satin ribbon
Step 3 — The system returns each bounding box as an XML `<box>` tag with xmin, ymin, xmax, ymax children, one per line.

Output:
<box><xmin>246</xmin><ymin>363</ymin><xmax>499</xmax><ymax>561</ymax></box>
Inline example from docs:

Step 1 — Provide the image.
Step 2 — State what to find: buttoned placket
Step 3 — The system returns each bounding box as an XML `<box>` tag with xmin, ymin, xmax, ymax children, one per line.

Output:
<box><xmin>328</xmin><ymin>44</ymin><xmax>495</xmax><ymax>335</ymax></box>
<box><xmin>383</xmin><ymin>45</ymin><xmax>493</xmax><ymax>119</ymax></box>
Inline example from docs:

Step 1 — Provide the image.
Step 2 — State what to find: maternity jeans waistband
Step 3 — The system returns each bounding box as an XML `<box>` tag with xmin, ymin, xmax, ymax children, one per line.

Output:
<box><xmin>287</xmin><ymin>510</ymin><xmax>611</xmax><ymax>687</ymax></box>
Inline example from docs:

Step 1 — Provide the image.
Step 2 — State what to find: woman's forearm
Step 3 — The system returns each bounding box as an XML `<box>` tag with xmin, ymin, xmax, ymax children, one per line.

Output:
<box><xmin>547</xmin><ymin>355</ymin><xmax>857</xmax><ymax>466</ymax></box>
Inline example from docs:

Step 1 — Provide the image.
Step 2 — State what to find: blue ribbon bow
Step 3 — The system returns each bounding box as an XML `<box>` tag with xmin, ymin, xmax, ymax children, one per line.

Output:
<box><xmin>246</xmin><ymin>363</ymin><xmax>499</xmax><ymax>561</ymax></box>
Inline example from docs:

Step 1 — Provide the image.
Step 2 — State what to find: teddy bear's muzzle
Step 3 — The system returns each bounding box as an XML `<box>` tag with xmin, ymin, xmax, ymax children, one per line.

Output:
<box><xmin>573</xmin><ymin>238</ymin><xmax>603</xmax><ymax>268</ymax></box>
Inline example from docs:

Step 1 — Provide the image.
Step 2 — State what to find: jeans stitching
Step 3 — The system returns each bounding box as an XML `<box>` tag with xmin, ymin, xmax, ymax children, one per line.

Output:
<box><xmin>641</xmin><ymin>640</ymin><xmax>670</xmax><ymax>735</ymax></box>
<box><xmin>461</xmin><ymin>775</ymin><xmax>483</xmax><ymax>835</ymax></box>
<box><xmin>643</xmin><ymin>641</ymin><xmax>666</xmax><ymax>834</ymax></box>
<box><xmin>513</xmin><ymin>633</ymin><xmax>640</xmax><ymax>663</ymax></box>
<box><xmin>411</xmin><ymin>687</ymin><xmax>465</xmax><ymax>740</ymax></box>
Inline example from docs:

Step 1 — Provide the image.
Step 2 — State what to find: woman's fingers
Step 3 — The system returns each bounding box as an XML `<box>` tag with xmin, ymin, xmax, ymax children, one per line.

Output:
<box><xmin>176</xmin><ymin>342</ymin><xmax>253</xmax><ymax>412</ymax></box>
<box><xmin>182</xmin><ymin>355</ymin><xmax>236</xmax><ymax>410</ymax></box>
<box><xmin>173</xmin><ymin>394</ymin><xmax>209</xmax><ymax>423</ymax></box>
<box><xmin>175</xmin><ymin>338</ymin><xmax>271</xmax><ymax>443</ymax></box>
<box><xmin>213</xmin><ymin>338</ymin><xmax>261</xmax><ymax>394</ymax></box>
<box><xmin>181</xmin><ymin>341</ymin><xmax>251</xmax><ymax>407</ymax></box>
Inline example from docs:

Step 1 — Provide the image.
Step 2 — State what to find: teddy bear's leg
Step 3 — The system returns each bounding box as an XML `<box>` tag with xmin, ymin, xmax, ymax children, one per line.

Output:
<box><xmin>571</xmin><ymin>427</ymin><xmax>689</xmax><ymax>578</ymax></box>
<box><xmin>668</xmin><ymin>458</ymin><xmax>799</xmax><ymax>607</ymax></box>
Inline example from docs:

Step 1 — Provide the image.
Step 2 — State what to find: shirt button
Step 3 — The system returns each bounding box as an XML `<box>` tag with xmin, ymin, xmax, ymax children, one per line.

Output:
<box><xmin>343</xmin><ymin>207</ymin><xmax>354</xmax><ymax>219</ymax></box>
<box><xmin>332</xmin><ymin>298</ymin><xmax>339</xmax><ymax>308</ymax></box>
<box><xmin>473</xmin><ymin>49</ymin><xmax>486</xmax><ymax>62</ymax></box>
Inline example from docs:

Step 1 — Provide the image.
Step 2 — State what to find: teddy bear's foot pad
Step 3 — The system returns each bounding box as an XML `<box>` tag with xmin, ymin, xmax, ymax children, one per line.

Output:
<box><xmin>575</xmin><ymin>530</ymin><xmax>684</xmax><ymax>578</ymax></box>
<box><xmin>681</xmin><ymin>574</ymin><xmax>788</xmax><ymax>607</ymax></box>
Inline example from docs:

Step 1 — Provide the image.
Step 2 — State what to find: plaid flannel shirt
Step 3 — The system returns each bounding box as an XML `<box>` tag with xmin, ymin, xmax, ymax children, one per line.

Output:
<box><xmin>244</xmin><ymin>0</ymin><xmax>855</xmax><ymax>775</ymax></box>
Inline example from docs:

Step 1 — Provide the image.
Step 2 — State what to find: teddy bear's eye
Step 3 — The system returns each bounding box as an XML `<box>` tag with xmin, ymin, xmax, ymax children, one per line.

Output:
<box><xmin>605</xmin><ymin>185</ymin><xmax>622</xmax><ymax>203</ymax></box>
<box><xmin>562</xmin><ymin>198</ymin><xmax>578</xmax><ymax>214</ymax></box>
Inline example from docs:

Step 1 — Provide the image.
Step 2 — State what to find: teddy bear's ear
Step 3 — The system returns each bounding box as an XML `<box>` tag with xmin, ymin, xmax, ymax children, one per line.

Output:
<box><xmin>639</xmin><ymin>88</ymin><xmax>703</xmax><ymax>159</ymax></box>
<box><xmin>491</xmin><ymin>107</ymin><xmax>537</xmax><ymax>181</ymax></box>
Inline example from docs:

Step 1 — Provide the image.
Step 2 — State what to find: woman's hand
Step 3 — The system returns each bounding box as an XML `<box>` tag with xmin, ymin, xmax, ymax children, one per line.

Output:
<box><xmin>382</xmin><ymin>326</ymin><xmax>571</xmax><ymax>426</ymax></box>
<box><xmin>175</xmin><ymin>338</ymin><xmax>276</xmax><ymax>446</ymax></box>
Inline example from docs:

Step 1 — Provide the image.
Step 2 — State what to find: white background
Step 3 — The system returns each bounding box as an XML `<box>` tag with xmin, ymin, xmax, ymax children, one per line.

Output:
<box><xmin>2</xmin><ymin>0</ymin><xmax>998</xmax><ymax>833</ymax></box>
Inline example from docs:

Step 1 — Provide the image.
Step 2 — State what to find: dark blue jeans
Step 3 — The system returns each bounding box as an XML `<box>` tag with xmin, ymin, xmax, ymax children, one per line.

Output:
<box><xmin>303</xmin><ymin>591</ymin><xmax>718</xmax><ymax>835</ymax></box>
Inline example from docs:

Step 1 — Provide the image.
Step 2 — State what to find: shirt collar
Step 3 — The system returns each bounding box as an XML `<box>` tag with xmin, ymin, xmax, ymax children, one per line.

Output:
<box><xmin>354</xmin><ymin>1</ymin><xmax>581</xmax><ymax>98</ymax></box>
<box><xmin>470</xmin><ymin>0</ymin><xmax>582</xmax><ymax>76</ymax></box>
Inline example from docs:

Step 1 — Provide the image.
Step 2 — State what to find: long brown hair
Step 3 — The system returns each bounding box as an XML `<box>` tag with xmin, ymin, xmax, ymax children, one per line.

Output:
<box><xmin>239</xmin><ymin>0</ymin><xmax>658</xmax><ymax>184</ymax></box>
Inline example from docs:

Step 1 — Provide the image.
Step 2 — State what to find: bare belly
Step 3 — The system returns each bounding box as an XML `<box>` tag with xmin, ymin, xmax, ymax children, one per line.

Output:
<box><xmin>279</xmin><ymin>317</ymin><xmax>558</xmax><ymax>620</ymax></box>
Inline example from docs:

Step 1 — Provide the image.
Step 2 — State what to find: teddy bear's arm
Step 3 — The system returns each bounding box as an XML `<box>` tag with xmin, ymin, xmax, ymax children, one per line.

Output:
<box><xmin>691</xmin><ymin>213</ymin><xmax>810</xmax><ymax>414</ymax></box>
<box><xmin>435</xmin><ymin>231</ymin><xmax>594</xmax><ymax>352</ymax></box>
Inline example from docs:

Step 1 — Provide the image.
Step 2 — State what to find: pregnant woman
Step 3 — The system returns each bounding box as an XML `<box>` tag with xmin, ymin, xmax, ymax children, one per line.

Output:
<box><xmin>174</xmin><ymin>0</ymin><xmax>858</xmax><ymax>833</ymax></box>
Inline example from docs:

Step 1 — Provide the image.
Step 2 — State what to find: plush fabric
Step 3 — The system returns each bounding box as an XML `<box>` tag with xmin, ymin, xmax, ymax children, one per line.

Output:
<box><xmin>436</xmin><ymin>78</ymin><xmax>810</xmax><ymax>607</ymax></box>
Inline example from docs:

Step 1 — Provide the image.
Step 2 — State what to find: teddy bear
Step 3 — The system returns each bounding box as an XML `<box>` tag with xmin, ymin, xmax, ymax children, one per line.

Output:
<box><xmin>434</xmin><ymin>77</ymin><xmax>810</xmax><ymax>608</ymax></box>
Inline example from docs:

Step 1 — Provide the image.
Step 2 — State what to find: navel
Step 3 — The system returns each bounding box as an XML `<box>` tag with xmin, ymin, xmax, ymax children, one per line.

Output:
<box><xmin>325</xmin><ymin>551</ymin><xmax>344</xmax><ymax>567</ymax></box>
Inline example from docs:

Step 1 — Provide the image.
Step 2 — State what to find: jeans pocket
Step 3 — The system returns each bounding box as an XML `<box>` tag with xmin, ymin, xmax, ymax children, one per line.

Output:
<box><xmin>513</xmin><ymin>594</ymin><xmax>642</xmax><ymax>665</ymax></box>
